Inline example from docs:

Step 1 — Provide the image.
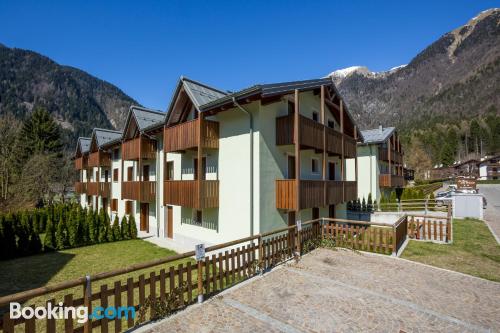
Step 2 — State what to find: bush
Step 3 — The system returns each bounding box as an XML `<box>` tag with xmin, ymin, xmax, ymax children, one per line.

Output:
<box><xmin>121</xmin><ymin>216</ymin><xmax>129</xmax><ymax>240</ymax></box>
<box><xmin>129</xmin><ymin>216</ymin><xmax>138</xmax><ymax>239</ymax></box>
<box><xmin>43</xmin><ymin>217</ymin><xmax>57</xmax><ymax>251</ymax></box>
<box><xmin>112</xmin><ymin>215</ymin><xmax>122</xmax><ymax>241</ymax></box>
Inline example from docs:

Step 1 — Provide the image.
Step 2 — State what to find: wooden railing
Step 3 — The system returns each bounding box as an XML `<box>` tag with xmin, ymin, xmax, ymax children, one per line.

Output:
<box><xmin>74</xmin><ymin>156</ymin><xmax>87</xmax><ymax>170</ymax></box>
<box><xmin>163</xmin><ymin>180</ymin><xmax>219</xmax><ymax>209</ymax></box>
<box><xmin>164</xmin><ymin>119</ymin><xmax>219</xmax><ymax>152</ymax></box>
<box><xmin>121</xmin><ymin>181</ymin><xmax>156</xmax><ymax>202</ymax></box>
<box><xmin>99</xmin><ymin>182</ymin><xmax>111</xmax><ymax>198</ymax></box>
<box><xmin>325</xmin><ymin>126</ymin><xmax>342</xmax><ymax>155</ymax></box>
<box><xmin>74</xmin><ymin>182</ymin><xmax>87</xmax><ymax>194</ymax></box>
<box><xmin>276</xmin><ymin>180</ymin><xmax>357</xmax><ymax>210</ymax></box>
<box><xmin>0</xmin><ymin>214</ymin><xmax>451</xmax><ymax>332</ymax></box>
<box><xmin>87</xmin><ymin>182</ymin><xmax>99</xmax><ymax>196</ymax></box>
<box><xmin>88</xmin><ymin>151</ymin><xmax>111</xmax><ymax>167</ymax></box>
<box><xmin>379</xmin><ymin>174</ymin><xmax>405</xmax><ymax>187</ymax></box>
<box><xmin>407</xmin><ymin>215</ymin><xmax>451</xmax><ymax>242</ymax></box>
<box><xmin>122</xmin><ymin>136</ymin><xmax>157</xmax><ymax>160</ymax></box>
<box><xmin>379</xmin><ymin>149</ymin><xmax>403</xmax><ymax>164</ymax></box>
<box><xmin>276</xmin><ymin>114</ymin><xmax>323</xmax><ymax>151</ymax></box>
<box><xmin>344</xmin><ymin>136</ymin><xmax>357</xmax><ymax>159</ymax></box>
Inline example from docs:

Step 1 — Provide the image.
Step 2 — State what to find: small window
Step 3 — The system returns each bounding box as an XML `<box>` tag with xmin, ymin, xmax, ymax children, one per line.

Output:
<box><xmin>111</xmin><ymin>199</ymin><xmax>118</xmax><ymax>212</ymax></box>
<box><xmin>312</xmin><ymin>112</ymin><xmax>319</xmax><ymax>122</ymax></box>
<box><xmin>287</xmin><ymin>101</ymin><xmax>295</xmax><ymax>115</ymax></box>
<box><xmin>87</xmin><ymin>196</ymin><xmax>92</xmax><ymax>205</ymax></box>
<box><xmin>328</xmin><ymin>120</ymin><xmax>335</xmax><ymax>128</ymax></box>
<box><xmin>311</xmin><ymin>159</ymin><xmax>319</xmax><ymax>174</ymax></box>
<box><xmin>113</xmin><ymin>148</ymin><xmax>120</xmax><ymax>160</ymax></box>
<box><xmin>113</xmin><ymin>168</ymin><xmax>119</xmax><ymax>182</ymax></box>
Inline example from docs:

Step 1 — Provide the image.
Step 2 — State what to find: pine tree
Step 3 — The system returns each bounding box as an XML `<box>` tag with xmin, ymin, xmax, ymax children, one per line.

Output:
<box><xmin>121</xmin><ymin>216</ymin><xmax>129</xmax><ymax>240</ymax></box>
<box><xmin>361</xmin><ymin>197</ymin><xmax>367</xmax><ymax>212</ymax></box>
<box><xmin>129</xmin><ymin>216</ymin><xmax>138</xmax><ymax>239</ymax></box>
<box><xmin>87</xmin><ymin>208</ymin><xmax>97</xmax><ymax>244</ymax></box>
<box><xmin>43</xmin><ymin>217</ymin><xmax>57</xmax><ymax>251</ymax></box>
<box><xmin>56</xmin><ymin>219</ymin><xmax>68</xmax><ymax>250</ymax></box>
<box><xmin>367</xmin><ymin>193</ymin><xmax>373</xmax><ymax>212</ymax></box>
<box><xmin>1</xmin><ymin>214</ymin><xmax>17</xmax><ymax>259</ymax></box>
<box><xmin>112</xmin><ymin>215</ymin><xmax>121</xmax><ymax>241</ymax></box>
<box><xmin>67</xmin><ymin>208</ymin><xmax>77</xmax><ymax>248</ymax></box>
<box><xmin>80</xmin><ymin>208</ymin><xmax>89</xmax><ymax>245</ymax></box>
<box><xmin>355</xmin><ymin>198</ymin><xmax>361</xmax><ymax>212</ymax></box>
<box><xmin>28</xmin><ymin>228</ymin><xmax>42</xmax><ymax>254</ymax></box>
<box><xmin>16</xmin><ymin>214</ymin><xmax>30</xmax><ymax>256</ymax></box>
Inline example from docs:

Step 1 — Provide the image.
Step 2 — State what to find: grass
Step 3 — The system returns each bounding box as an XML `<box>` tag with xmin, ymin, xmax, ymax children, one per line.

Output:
<box><xmin>402</xmin><ymin>218</ymin><xmax>500</xmax><ymax>282</ymax></box>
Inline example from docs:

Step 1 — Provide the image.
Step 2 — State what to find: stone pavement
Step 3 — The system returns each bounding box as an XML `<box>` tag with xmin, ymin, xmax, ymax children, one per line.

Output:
<box><xmin>140</xmin><ymin>249</ymin><xmax>500</xmax><ymax>333</ymax></box>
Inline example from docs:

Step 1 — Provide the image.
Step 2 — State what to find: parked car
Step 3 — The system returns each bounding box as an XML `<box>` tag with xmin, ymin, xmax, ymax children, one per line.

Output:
<box><xmin>436</xmin><ymin>192</ymin><xmax>454</xmax><ymax>206</ymax></box>
<box><xmin>436</xmin><ymin>190</ymin><xmax>454</xmax><ymax>198</ymax></box>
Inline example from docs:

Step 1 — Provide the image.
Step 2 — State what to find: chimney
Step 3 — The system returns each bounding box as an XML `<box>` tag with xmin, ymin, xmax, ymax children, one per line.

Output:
<box><xmin>379</xmin><ymin>124</ymin><xmax>383</xmax><ymax>133</ymax></box>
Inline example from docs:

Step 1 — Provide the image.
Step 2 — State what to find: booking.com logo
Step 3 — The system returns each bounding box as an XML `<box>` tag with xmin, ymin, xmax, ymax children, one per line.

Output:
<box><xmin>10</xmin><ymin>302</ymin><xmax>136</xmax><ymax>324</ymax></box>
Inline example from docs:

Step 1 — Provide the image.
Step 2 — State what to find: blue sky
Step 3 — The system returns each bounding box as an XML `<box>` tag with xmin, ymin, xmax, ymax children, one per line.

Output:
<box><xmin>0</xmin><ymin>0</ymin><xmax>497</xmax><ymax>110</ymax></box>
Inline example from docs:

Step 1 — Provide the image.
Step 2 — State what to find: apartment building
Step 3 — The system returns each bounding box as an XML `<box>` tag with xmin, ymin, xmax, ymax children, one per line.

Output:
<box><xmin>351</xmin><ymin>126</ymin><xmax>404</xmax><ymax>202</ymax></box>
<box><xmin>478</xmin><ymin>154</ymin><xmax>500</xmax><ymax>180</ymax></box>
<box><xmin>74</xmin><ymin>77</ymin><xmax>360</xmax><ymax>248</ymax></box>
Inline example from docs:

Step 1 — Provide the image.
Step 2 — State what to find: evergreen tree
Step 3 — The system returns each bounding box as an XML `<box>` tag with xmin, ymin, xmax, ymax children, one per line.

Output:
<box><xmin>121</xmin><ymin>216</ymin><xmax>129</xmax><ymax>240</ymax></box>
<box><xmin>355</xmin><ymin>198</ymin><xmax>361</xmax><ymax>212</ymax></box>
<box><xmin>361</xmin><ymin>197</ymin><xmax>367</xmax><ymax>212</ymax></box>
<box><xmin>1</xmin><ymin>214</ymin><xmax>17</xmax><ymax>259</ymax></box>
<box><xmin>28</xmin><ymin>228</ymin><xmax>42</xmax><ymax>254</ymax></box>
<box><xmin>67</xmin><ymin>208</ymin><xmax>77</xmax><ymax>248</ymax></box>
<box><xmin>112</xmin><ymin>215</ymin><xmax>121</xmax><ymax>241</ymax></box>
<box><xmin>440</xmin><ymin>143</ymin><xmax>455</xmax><ymax>167</ymax></box>
<box><xmin>367</xmin><ymin>193</ymin><xmax>373</xmax><ymax>212</ymax></box>
<box><xmin>56</xmin><ymin>218</ymin><xmax>68</xmax><ymax>250</ymax></box>
<box><xmin>87</xmin><ymin>208</ymin><xmax>97</xmax><ymax>244</ymax></box>
<box><xmin>129</xmin><ymin>216</ymin><xmax>138</xmax><ymax>239</ymax></box>
<box><xmin>43</xmin><ymin>217</ymin><xmax>57</xmax><ymax>251</ymax></box>
<box><xmin>98</xmin><ymin>216</ymin><xmax>107</xmax><ymax>243</ymax></box>
<box><xmin>80</xmin><ymin>208</ymin><xmax>89</xmax><ymax>245</ymax></box>
<box><xmin>16</xmin><ymin>214</ymin><xmax>30</xmax><ymax>256</ymax></box>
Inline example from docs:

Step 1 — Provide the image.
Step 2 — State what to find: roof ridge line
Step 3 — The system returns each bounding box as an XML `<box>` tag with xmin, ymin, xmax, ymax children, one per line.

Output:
<box><xmin>181</xmin><ymin>76</ymin><xmax>228</xmax><ymax>95</ymax></box>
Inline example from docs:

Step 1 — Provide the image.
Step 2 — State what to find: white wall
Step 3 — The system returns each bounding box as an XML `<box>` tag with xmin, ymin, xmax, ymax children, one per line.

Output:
<box><xmin>356</xmin><ymin>145</ymin><xmax>380</xmax><ymax>202</ymax></box>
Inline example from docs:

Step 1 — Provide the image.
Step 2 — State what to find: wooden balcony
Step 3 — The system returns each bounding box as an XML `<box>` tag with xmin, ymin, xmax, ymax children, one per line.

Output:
<box><xmin>85</xmin><ymin>182</ymin><xmax>110</xmax><ymax>197</ymax></box>
<box><xmin>379</xmin><ymin>174</ymin><xmax>405</xmax><ymax>188</ymax></box>
<box><xmin>122</xmin><ymin>136</ymin><xmax>157</xmax><ymax>160</ymax></box>
<box><xmin>276</xmin><ymin>115</ymin><xmax>323</xmax><ymax>151</ymax></box>
<box><xmin>379</xmin><ymin>149</ymin><xmax>403</xmax><ymax>164</ymax></box>
<box><xmin>87</xmin><ymin>182</ymin><xmax>99</xmax><ymax>196</ymax></box>
<box><xmin>122</xmin><ymin>181</ymin><xmax>156</xmax><ymax>202</ymax></box>
<box><xmin>88</xmin><ymin>151</ymin><xmax>111</xmax><ymax>167</ymax></box>
<box><xmin>276</xmin><ymin>179</ymin><xmax>357</xmax><ymax>210</ymax></box>
<box><xmin>163</xmin><ymin>180</ymin><xmax>219</xmax><ymax>209</ymax></box>
<box><xmin>74</xmin><ymin>156</ymin><xmax>88</xmax><ymax>170</ymax></box>
<box><xmin>277</xmin><ymin>115</ymin><xmax>357</xmax><ymax>158</ymax></box>
<box><xmin>75</xmin><ymin>182</ymin><xmax>87</xmax><ymax>194</ymax></box>
<box><xmin>164</xmin><ymin>119</ymin><xmax>219</xmax><ymax>153</ymax></box>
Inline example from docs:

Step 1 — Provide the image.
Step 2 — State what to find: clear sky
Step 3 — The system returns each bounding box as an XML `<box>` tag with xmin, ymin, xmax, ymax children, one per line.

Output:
<box><xmin>0</xmin><ymin>0</ymin><xmax>497</xmax><ymax>110</ymax></box>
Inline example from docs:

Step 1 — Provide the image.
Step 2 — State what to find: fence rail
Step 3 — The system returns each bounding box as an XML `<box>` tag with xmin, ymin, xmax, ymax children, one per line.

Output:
<box><xmin>0</xmin><ymin>213</ymin><xmax>451</xmax><ymax>332</ymax></box>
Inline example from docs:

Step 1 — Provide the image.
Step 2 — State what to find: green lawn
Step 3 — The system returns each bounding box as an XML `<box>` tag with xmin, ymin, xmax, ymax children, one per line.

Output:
<box><xmin>402</xmin><ymin>218</ymin><xmax>500</xmax><ymax>282</ymax></box>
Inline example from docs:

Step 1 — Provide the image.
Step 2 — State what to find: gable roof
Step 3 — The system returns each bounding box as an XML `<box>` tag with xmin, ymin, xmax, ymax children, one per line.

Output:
<box><xmin>360</xmin><ymin>126</ymin><xmax>395</xmax><ymax>144</ymax></box>
<box><xmin>91</xmin><ymin>128</ymin><xmax>122</xmax><ymax>149</ymax></box>
<box><xmin>479</xmin><ymin>153</ymin><xmax>500</xmax><ymax>165</ymax></box>
<box><xmin>123</xmin><ymin>105</ymin><xmax>166</xmax><ymax>139</ymax></box>
<box><xmin>75</xmin><ymin>137</ymin><xmax>91</xmax><ymax>157</ymax></box>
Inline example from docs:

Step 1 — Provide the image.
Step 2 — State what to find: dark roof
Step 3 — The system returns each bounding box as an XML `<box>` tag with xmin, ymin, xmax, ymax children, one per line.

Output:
<box><xmin>92</xmin><ymin>128</ymin><xmax>122</xmax><ymax>148</ymax></box>
<box><xmin>122</xmin><ymin>106</ymin><xmax>166</xmax><ymax>136</ymax></box>
<box><xmin>360</xmin><ymin>127</ymin><xmax>395</xmax><ymax>144</ymax></box>
<box><xmin>478</xmin><ymin>154</ymin><xmax>500</xmax><ymax>165</ymax></box>
<box><xmin>75</xmin><ymin>137</ymin><xmax>91</xmax><ymax>156</ymax></box>
<box><xmin>199</xmin><ymin>78</ymin><xmax>334</xmax><ymax>111</ymax></box>
<box><xmin>182</xmin><ymin>77</ymin><xmax>227</xmax><ymax>109</ymax></box>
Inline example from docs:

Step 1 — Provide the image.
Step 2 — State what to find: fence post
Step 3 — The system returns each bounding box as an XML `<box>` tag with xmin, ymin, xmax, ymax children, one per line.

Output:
<box><xmin>83</xmin><ymin>275</ymin><xmax>91</xmax><ymax>333</ymax></box>
<box><xmin>425</xmin><ymin>198</ymin><xmax>428</xmax><ymax>215</ymax></box>
<box><xmin>295</xmin><ymin>220</ymin><xmax>302</xmax><ymax>258</ymax></box>
<box><xmin>197</xmin><ymin>260</ymin><xmax>203</xmax><ymax>303</ymax></box>
<box><xmin>258</xmin><ymin>235</ymin><xmax>264</xmax><ymax>275</ymax></box>
<box><xmin>392</xmin><ymin>224</ymin><xmax>397</xmax><ymax>257</ymax></box>
<box><xmin>321</xmin><ymin>218</ymin><xmax>324</xmax><ymax>240</ymax></box>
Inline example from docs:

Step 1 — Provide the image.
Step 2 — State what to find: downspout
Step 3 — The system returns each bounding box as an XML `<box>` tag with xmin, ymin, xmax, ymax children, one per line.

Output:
<box><xmin>232</xmin><ymin>97</ymin><xmax>254</xmax><ymax>236</ymax></box>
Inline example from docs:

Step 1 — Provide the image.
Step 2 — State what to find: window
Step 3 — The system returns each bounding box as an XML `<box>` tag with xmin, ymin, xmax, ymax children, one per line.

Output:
<box><xmin>166</xmin><ymin>161</ymin><xmax>174</xmax><ymax>180</ymax></box>
<box><xmin>125</xmin><ymin>201</ymin><xmax>133</xmax><ymax>215</ymax></box>
<box><xmin>87</xmin><ymin>196</ymin><xmax>92</xmax><ymax>205</ymax></box>
<box><xmin>311</xmin><ymin>159</ymin><xmax>319</xmax><ymax>174</ymax></box>
<box><xmin>113</xmin><ymin>148</ymin><xmax>120</xmax><ymax>160</ymax></box>
<box><xmin>312</xmin><ymin>207</ymin><xmax>319</xmax><ymax>220</ymax></box>
<box><xmin>287</xmin><ymin>101</ymin><xmax>295</xmax><ymax>115</ymax></box>
<box><xmin>111</xmin><ymin>199</ymin><xmax>118</xmax><ymax>212</ymax></box>
<box><xmin>127</xmin><ymin>166</ymin><xmax>134</xmax><ymax>181</ymax></box>
<box><xmin>113</xmin><ymin>168</ymin><xmax>119</xmax><ymax>182</ymax></box>
<box><xmin>328</xmin><ymin>120</ymin><xmax>335</xmax><ymax>128</ymax></box>
<box><xmin>312</xmin><ymin>112</ymin><xmax>319</xmax><ymax>122</ymax></box>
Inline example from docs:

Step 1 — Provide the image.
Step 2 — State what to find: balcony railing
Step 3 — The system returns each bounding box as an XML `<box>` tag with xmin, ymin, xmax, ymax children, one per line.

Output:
<box><xmin>379</xmin><ymin>174</ymin><xmax>405</xmax><ymax>188</ymax></box>
<box><xmin>164</xmin><ymin>119</ymin><xmax>219</xmax><ymax>153</ymax></box>
<box><xmin>121</xmin><ymin>181</ymin><xmax>156</xmax><ymax>202</ymax></box>
<box><xmin>163</xmin><ymin>180</ymin><xmax>219</xmax><ymax>209</ymax></box>
<box><xmin>380</xmin><ymin>149</ymin><xmax>403</xmax><ymax>164</ymax></box>
<box><xmin>122</xmin><ymin>136</ymin><xmax>157</xmax><ymax>160</ymax></box>
<box><xmin>276</xmin><ymin>179</ymin><xmax>357</xmax><ymax>210</ymax></box>
<box><xmin>74</xmin><ymin>156</ymin><xmax>88</xmax><ymax>170</ymax></box>
<box><xmin>277</xmin><ymin>115</ymin><xmax>357</xmax><ymax>158</ymax></box>
<box><xmin>88</xmin><ymin>151</ymin><xmax>111</xmax><ymax>167</ymax></box>
<box><xmin>75</xmin><ymin>182</ymin><xmax>87</xmax><ymax>194</ymax></box>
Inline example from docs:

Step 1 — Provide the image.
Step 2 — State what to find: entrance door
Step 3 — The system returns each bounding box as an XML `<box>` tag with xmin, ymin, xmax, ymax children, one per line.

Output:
<box><xmin>166</xmin><ymin>161</ymin><xmax>174</xmax><ymax>180</ymax></box>
<box><xmin>140</xmin><ymin>203</ymin><xmax>149</xmax><ymax>232</ymax></box>
<box><xmin>143</xmin><ymin>165</ymin><xmax>150</xmax><ymax>181</ymax></box>
<box><xmin>287</xmin><ymin>211</ymin><xmax>296</xmax><ymax>226</ymax></box>
<box><xmin>166</xmin><ymin>206</ymin><xmax>173</xmax><ymax>238</ymax></box>
<box><xmin>328</xmin><ymin>162</ymin><xmax>336</xmax><ymax>180</ymax></box>
<box><xmin>312</xmin><ymin>207</ymin><xmax>319</xmax><ymax>220</ymax></box>
<box><xmin>194</xmin><ymin>157</ymin><xmax>207</xmax><ymax>180</ymax></box>
<box><xmin>329</xmin><ymin>204</ymin><xmax>335</xmax><ymax>218</ymax></box>
<box><xmin>287</xmin><ymin>156</ymin><xmax>296</xmax><ymax>179</ymax></box>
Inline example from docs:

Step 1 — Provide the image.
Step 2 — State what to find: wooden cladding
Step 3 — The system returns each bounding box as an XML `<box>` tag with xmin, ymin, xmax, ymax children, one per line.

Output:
<box><xmin>125</xmin><ymin>200</ymin><xmax>133</xmax><ymax>215</ymax></box>
<box><xmin>164</xmin><ymin>119</ymin><xmax>219</xmax><ymax>152</ymax></box>
<box><xmin>276</xmin><ymin>114</ymin><xmax>356</xmax><ymax>156</ymax></box>
<box><xmin>85</xmin><ymin>182</ymin><xmax>110</xmax><ymax>197</ymax></box>
<box><xmin>122</xmin><ymin>136</ymin><xmax>157</xmax><ymax>160</ymax></box>
<box><xmin>121</xmin><ymin>181</ymin><xmax>156</xmax><ymax>202</ymax></box>
<box><xmin>88</xmin><ymin>151</ymin><xmax>111</xmax><ymax>167</ymax></box>
<box><xmin>276</xmin><ymin>179</ymin><xmax>356</xmax><ymax>210</ymax></box>
<box><xmin>164</xmin><ymin>180</ymin><xmax>219</xmax><ymax>209</ymax></box>
<box><xmin>74</xmin><ymin>156</ymin><xmax>87</xmax><ymax>170</ymax></box>
<box><xmin>379</xmin><ymin>174</ymin><xmax>405</xmax><ymax>188</ymax></box>
<box><xmin>75</xmin><ymin>182</ymin><xmax>87</xmax><ymax>193</ymax></box>
<box><xmin>380</xmin><ymin>149</ymin><xmax>403</xmax><ymax>164</ymax></box>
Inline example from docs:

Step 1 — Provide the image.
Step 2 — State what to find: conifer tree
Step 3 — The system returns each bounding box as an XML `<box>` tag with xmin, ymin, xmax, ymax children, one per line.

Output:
<box><xmin>28</xmin><ymin>228</ymin><xmax>42</xmax><ymax>254</ymax></box>
<box><xmin>43</xmin><ymin>217</ymin><xmax>57</xmax><ymax>251</ymax></box>
<box><xmin>112</xmin><ymin>215</ymin><xmax>121</xmax><ymax>241</ymax></box>
<box><xmin>121</xmin><ymin>216</ymin><xmax>129</xmax><ymax>240</ymax></box>
<box><xmin>129</xmin><ymin>215</ymin><xmax>138</xmax><ymax>239</ymax></box>
<box><xmin>56</xmin><ymin>218</ymin><xmax>68</xmax><ymax>250</ymax></box>
<box><xmin>67</xmin><ymin>208</ymin><xmax>77</xmax><ymax>248</ymax></box>
<box><xmin>367</xmin><ymin>193</ymin><xmax>373</xmax><ymax>212</ymax></box>
<box><xmin>80</xmin><ymin>208</ymin><xmax>89</xmax><ymax>245</ymax></box>
<box><xmin>17</xmin><ymin>214</ymin><xmax>30</xmax><ymax>256</ymax></box>
<box><xmin>1</xmin><ymin>214</ymin><xmax>17</xmax><ymax>259</ymax></box>
<box><xmin>87</xmin><ymin>208</ymin><xmax>97</xmax><ymax>243</ymax></box>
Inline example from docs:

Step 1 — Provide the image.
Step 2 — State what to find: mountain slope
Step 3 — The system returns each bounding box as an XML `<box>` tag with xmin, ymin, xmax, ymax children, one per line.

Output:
<box><xmin>0</xmin><ymin>44</ymin><xmax>138</xmax><ymax>146</ymax></box>
<box><xmin>328</xmin><ymin>8</ymin><xmax>500</xmax><ymax>130</ymax></box>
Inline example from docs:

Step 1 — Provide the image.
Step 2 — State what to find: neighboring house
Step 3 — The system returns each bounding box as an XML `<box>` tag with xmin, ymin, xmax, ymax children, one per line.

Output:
<box><xmin>352</xmin><ymin>126</ymin><xmax>404</xmax><ymax>202</ymax></box>
<box><xmin>403</xmin><ymin>167</ymin><xmax>415</xmax><ymax>182</ymax></box>
<box><xmin>428</xmin><ymin>159</ymin><xmax>480</xmax><ymax>180</ymax></box>
<box><xmin>478</xmin><ymin>154</ymin><xmax>500</xmax><ymax>180</ymax></box>
<box><xmin>74</xmin><ymin>76</ymin><xmax>360</xmax><ymax>249</ymax></box>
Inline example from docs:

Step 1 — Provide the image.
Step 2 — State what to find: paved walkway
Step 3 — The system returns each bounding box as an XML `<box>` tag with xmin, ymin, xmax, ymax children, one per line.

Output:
<box><xmin>140</xmin><ymin>249</ymin><xmax>500</xmax><ymax>333</ymax></box>
<box><xmin>478</xmin><ymin>184</ymin><xmax>500</xmax><ymax>243</ymax></box>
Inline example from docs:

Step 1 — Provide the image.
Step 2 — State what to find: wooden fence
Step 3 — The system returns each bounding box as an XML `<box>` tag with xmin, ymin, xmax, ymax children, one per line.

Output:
<box><xmin>0</xmin><ymin>214</ymin><xmax>450</xmax><ymax>332</ymax></box>
<box><xmin>407</xmin><ymin>215</ymin><xmax>451</xmax><ymax>243</ymax></box>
